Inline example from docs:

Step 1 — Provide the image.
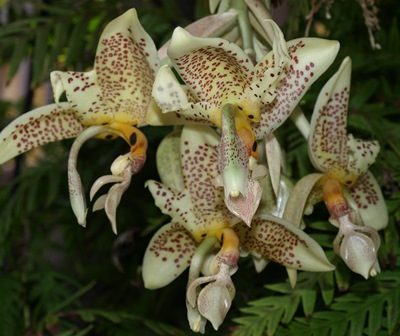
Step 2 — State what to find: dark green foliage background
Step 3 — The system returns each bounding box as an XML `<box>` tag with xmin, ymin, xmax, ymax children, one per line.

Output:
<box><xmin>0</xmin><ymin>0</ymin><xmax>399</xmax><ymax>335</ymax></box>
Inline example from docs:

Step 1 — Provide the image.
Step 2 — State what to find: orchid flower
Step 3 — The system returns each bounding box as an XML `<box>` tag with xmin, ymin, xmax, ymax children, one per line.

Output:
<box><xmin>143</xmin><ymin>125</ymin><xmax>333</xmax><ymax>332</ymax></box>
<box><xmin>289</xmin><ymin>57</ymin><xmax>388</xmax><ymax>278</ymax></box>
<box><xmin>0</xmin><ymin>9</ymin><xmax>158</xmax><ymax>233</ymax></box>
<box><xmin>148</xmin><ymin>20</ymin><xmax>339</xmax><ymax>224</ymax></box>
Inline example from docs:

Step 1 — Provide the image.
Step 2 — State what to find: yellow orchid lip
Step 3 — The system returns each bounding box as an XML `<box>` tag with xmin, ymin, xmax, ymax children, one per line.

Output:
<box><xmin>321</xmin><ymin>177</ymin><xmax>350</xmax><ymax>219</ymax></box>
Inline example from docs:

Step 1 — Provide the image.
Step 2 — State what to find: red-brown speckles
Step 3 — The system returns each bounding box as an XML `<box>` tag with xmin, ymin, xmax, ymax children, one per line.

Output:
<box><xmin>350</xmin><ymin>172</ymin><xmax>379</xmax><ymax>209</ymax></box>
<box><xmin>310</xmin><ymin>85</ymin><xmax>349</xmax><ymax>171</ymax></box>
<box><xmin>254</xmin><ymin>40</ymin><xmax>326</xmax><ymax>139</ymax></box>
<box><xmin>4</xmin><ymin>106</ymin><xmax>83</xmax><ymax>156</ymax></box>
<box><xmin>173</xmin><ymin>44</ymin><xmax>253</xmax><ymax>107</ymax></box>
<box><xmin>148</xmin><ymin>222</ymin><xmax>196</xmax><ymax>273</ymax></box>
<box><xmin>238</xmin><ymin>218</ymin><xmax>306</xmax><ymax>268</ymax></box>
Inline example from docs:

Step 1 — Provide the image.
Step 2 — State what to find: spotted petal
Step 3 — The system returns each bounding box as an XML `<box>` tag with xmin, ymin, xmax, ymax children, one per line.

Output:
<box><xmin>0</xmin><ymin>103</ymin><xmax>83</xmax><ymax>165</ymax></box>
<box><xmin>244</xmin><ymin>215</ymin><xmax>334</xmax><ymax>272</ymax></box>
<box><xmin>142</xmin><ymin>221</ymin><xmax>197</xmax><ymax>289</ymax></box>
<box><xmin>308</xmin><ymin>57</ymin><xmax>351</xmax><ymax>172</ymax></box>
<box><xmin>168</xmin><ymin>28</ymin><xmax>255</xmax><ymax>125</ymax></box>
<box><xmin>181</xmin><ymin>126</ymin><xmax>234</xmax><ymax>224</ymax></box>
<box><xmin>346</xmin><ymin>134</ymin><xmax>380</xmax><ymax>177</ymax></box>
<box><xmin>254</xmin><ymin>38</ymin><xmax>340</xmax><ymax>139</ymax></box>
<box><xmin>145</xmin><ymin>180</ymin><xmax>202</xmax><ymax>236</ymax></box>
<box><xmin>345</xmin><ymin>171</ymin><xmax>388</xmax><ymax>230</ymax></box>
<box><xmin>51</xmin><ymin>9</ymin><xmax>158</xmax><ymax>127</ymax></box>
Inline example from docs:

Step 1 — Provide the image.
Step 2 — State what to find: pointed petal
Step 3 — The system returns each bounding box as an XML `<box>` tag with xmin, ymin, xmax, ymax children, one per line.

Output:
<box><xmin>265</xmin><ymin>133</ymin><xmax>282</xmax><ymax>197</ymax></box>
<box><xmin>246</xmin><ymin>215</ymin><xmax>334</xmax><ymax>272</ymax></box>
<box><xmin>168</xmin><ymin>27</ymin><xmax>255</xmax><ymax>124</ymax></box>
<box><xmin>0</xmin><ymin>103</ymin><xmax>82</xmax><ymax>165</ymax></box>
<box><xmin>68</xmin><ymin>125</ymin><xmax>110</xmax><ymax>226</ymax></box>
<box><xmin>346</xmin><ymin>171</ymin><xmax>388</xmax><ymax>230</ymax></box>
<box><xmin>308</xmin><ymin>57</ymin><xmax>351</xmax><ymax>172</ymax></box>
<box><xmin>286</xmin><ymin>268</ymin><xmax>298</xmax><ymax>288</ymax></box>
<box><xmin>142</xmin><ymin>222</ymin><xmax>197</xmax><ymax>289</ymax></box>
<box><xmin>158</xmin><ymin>11</ymin><xmax>237</xmax><ymax>61</ymax></box>
<box><xmin>284</xmin><ymin>173</ymin><xmax>324</xmax><ymax>225</ymax></box>
<box><xmin>146</xmin><ymin>180</ymin><xmax>203</xmax><ymax>235</ymax></box>
<box><xmin>104</xmin><ymin>174</ymin><xmax>131</xmax><ymax>234</ymax></box>
<box><xmin>181</xmin><ymin>126</ymin><xmax>232</xmax><ymax>222</ymax></box>
<box><xmin>156</xmin><ymin>130</ymin><xmax>184</xmax><ymax>191</ymax></box>
<box><xmin>89</xmin><ymin>175</ymin><xmax>125</xmax><ymax>201</ymax></box>
<box><xmin>225</xmin><ymin>178</ymin><xmax>262</xmax><ymax>226</ymax></box>
<box><xmin>252</xmin><ymin>255</ymin><xmax>270</xmax><ymax>273</ymax></box>
<box><xmin>254</xmin><ymin>38</ymin><xmax>340</xmax><ymax>139</ymax></box>
<box><xmin>346</xmin><ymin>134</ymin><xmax>380</xmax><ymax>177</ymax></box>
<box><xmin>92</xmin><ymin>194</ymin><xmax>107</xmax><ymax>212</ymax></box>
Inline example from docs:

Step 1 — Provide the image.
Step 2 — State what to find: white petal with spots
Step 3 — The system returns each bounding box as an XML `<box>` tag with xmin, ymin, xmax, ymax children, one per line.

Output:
<box><xmin>254</xmin><ymin>38</ymin><xmax>340</xmax><ymax>139</ymax></box>
<box><xmin>309</xmin><ymin>57</ymin><xmax>351</xmax><ymax>172</ymax></box>
<box><xmin>0</xmin><ymin>103</ymin><xmax>83</xmax><ymax>165</ymax></box>
<box><xmin>143</xmin><ymin>221</ymin><xmax>197</xmax><ymax>289</ymax></box>
<box><xmin>346</xmin><ymin>134</ymin><xmax>380</xmax><ymax>177</ymax></box>
<box><xmin>346</xmin><ymin>171</ymin><xmax>388</xmax><ymax>230</ymax></box>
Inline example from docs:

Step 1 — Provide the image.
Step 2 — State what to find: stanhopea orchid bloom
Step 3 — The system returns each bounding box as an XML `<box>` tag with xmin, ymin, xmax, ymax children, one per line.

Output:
<box><xmin>143</xmin><ymin>125</ymin><xmax>334</xmax><ymax>332</ymax></box>
<box><xmin>0</xmin><ymin>9</ymin><xmax>159</xmax><ymax>233</ymax></box>
<box><xmin>148</xmin><ymin>19</ymin><xmax>339</xmax><ymax>224</ymax></box>
<box><xmin>290</xmin><ymin>57</ymin><xmax>388</xmax><ymax>278</ymax></box>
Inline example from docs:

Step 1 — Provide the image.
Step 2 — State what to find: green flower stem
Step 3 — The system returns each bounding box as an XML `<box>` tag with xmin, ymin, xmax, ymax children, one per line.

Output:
<box><xmin>231</xmin><ymin>0</ymin><xmax>254</xmax><ymax>58</ymax></box>
<box><xmin>188</xmin><ymin>236</ymin><xmax>219</xmax><ymax>283</ymax></box>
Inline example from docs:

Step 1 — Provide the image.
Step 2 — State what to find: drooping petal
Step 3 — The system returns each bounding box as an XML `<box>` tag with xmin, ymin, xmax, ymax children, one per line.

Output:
<box><xmin>181</xmin><ymin>126</ymin><xmax>234</xmax><ymax>225</ymax></box>
<box><xmin>254</xmin><ymin>38</ymin><xmax>340</xmax><ymax>139</ymax></box>
<box><xmin>89</xmin><ymin>175</ymin><xmax>125</xmax><ymax>201</ymax></box>
<box><xmin>346</xmin><ymin>134</ymin><xmax>380</xmax><ymax>177</ymax></box>
<box><xmin>345</xmin><ymin>171</ymin><xmax>388</xmax><ymax>230</ymax></box>
<box><xmin>244</xmin><ymin>215</ymin><xmax>334</xmax><ymax>272</ymax></box>
<box><xmin>308</xmin><ymin>57</ymin><xmax>351</xmax><ymax>172</ymax></box>
<box><xmin>0</xmin><ymin>103</ymin><xmax>83</xmax><ymax>165</ymax></box>
<box><xmin>156</xmin><ymin>129</ymin><xmax>184</xmax><ymax>191</ymax></box>
<box><xmin>104</xmin><ymin>171</ymin><xmax>132</xmax><ymax>234</ymax></box>
<box><xmin>142</xmin><ymin>222</ymin><xmax>197</xmax><ymax>289</ymax></box>
<box><xmin>68</xmin><ymin>125</ymin><xmax>112</xmax><ymax>226</ymax></box>
<box><xmin>168</xmin><ymin>27</ymin><xmax>256</xmax><ymax>125</ymax></box>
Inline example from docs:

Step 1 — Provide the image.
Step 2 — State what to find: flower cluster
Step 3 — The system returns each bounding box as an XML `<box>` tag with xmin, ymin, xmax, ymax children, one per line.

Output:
<box><xmin>0</xmin><ymin>1</ymin><xmax>388</xmax><ymax>333</ymax></box>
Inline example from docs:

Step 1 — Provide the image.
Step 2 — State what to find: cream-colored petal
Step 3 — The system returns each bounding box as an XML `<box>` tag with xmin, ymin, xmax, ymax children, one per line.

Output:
<box><xmin>146</xmin><ymin>180</ymin><xmax>202</xmax><ymax>234</ymax></box>
<box><xmin>284</xmin><ymin>173</ymin><xmax>324</xmax><ymax>225</ymax></box>
<box><xmin>94</xmin><ymin>8</ymin><xmax>158</xmax><ymax>126</ymax></box>
<box><xmin>89</xmin><ymin>175</ymin><xmax>125</xmax><ymax>201</ymax></box>
<box><xmin>168</xmin><ymin>27</ymin><xmax>254</xmax><ymax>124</ymax></box>
<box><xmin>346</xmin><ymin>134</ymin><xmax>380</xmax><ymax>177</ymax></box>
<box><xmin>50</xmin><ymin>70</ymin><xmax>112</xmax><ymax>126</ymax></box>
<box><xmin>0</xmin><ymin>103</ymin><xmax>82</xmax><ymax>165</ymax></box>
<box><xmin>265</xmin><ymin>133</ymin><xmax>282</xmax><ymax>197</ymax></box>
<box><xmin>142</xmin><ymin>222</ymin><xmax>197</xmax><ymax>289</ymax></box>
<box><xmin>345</xmin><ymin>171</ymin><xmax>388</xmax><ymax>230</ymax></box>
<box><xmin>308</xmin><ymin>57</ymin><xmax>351</xmax><ymax>172</ymax></box>
<box><xmin>152</xmin><ymin>65</ymin><xmax>190</xmax><ymax>113</ymax></box>
<box><xmin>246</xmin><ymin>215</ymin><xmax>334</xmax><ymax>272</ymax></box>
<box><xmin>181</xmin><ymin>126</ymin><xmax>233</xmax><ymax>223</ymax></box>
<box><xmin>68</xmin><ymin>125</ymin><xmax>111</xmax><ymax>226</ymax></box>
<box><xmin>254</xmin><ymin>38</ymin><xmax>340</xmax><ymax>139</ymax></box>
<box><xmin>156</xmin><ymin>130</ymin><xmax>184</xmax><ymax>191</ymax></box>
